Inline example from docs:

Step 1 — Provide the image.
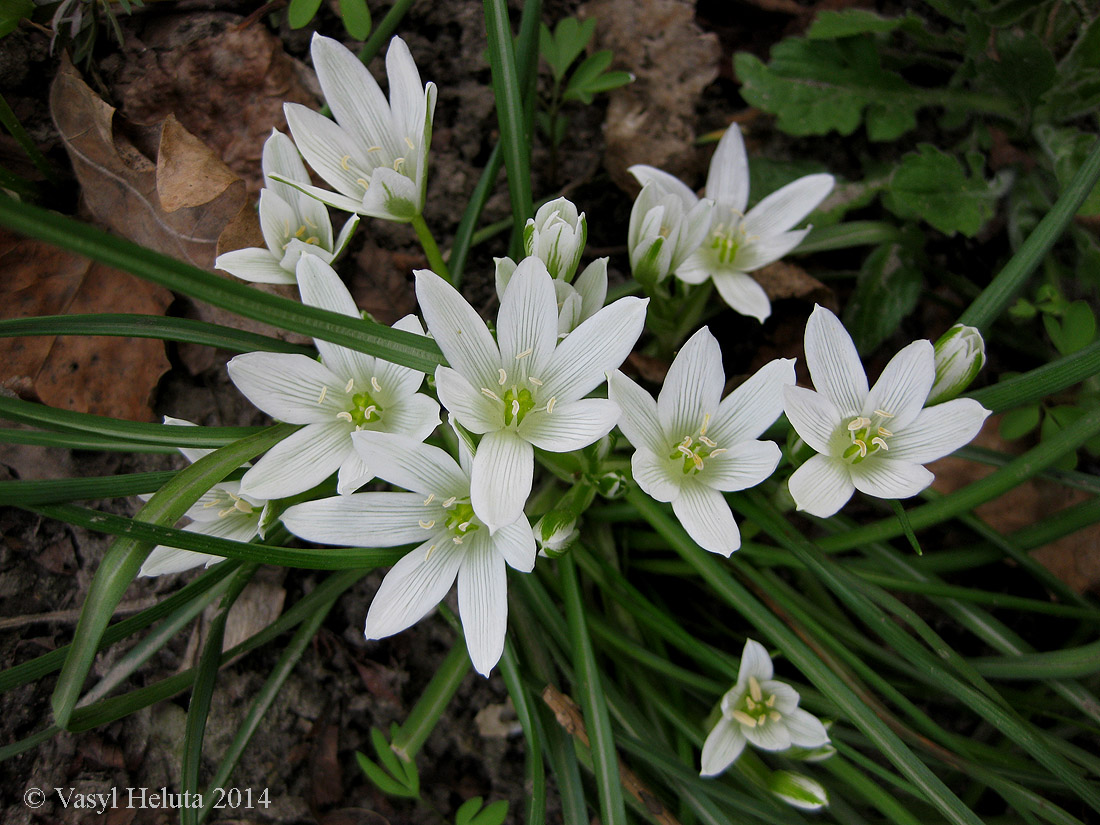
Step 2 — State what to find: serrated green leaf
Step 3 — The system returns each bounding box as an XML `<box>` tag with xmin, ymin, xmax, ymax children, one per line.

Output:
<box><xmin>977</xmin><ymin>29</ymin><xmax>1057</xmax><ymax>107</ymax></box>
<box><xmin>0</xmin><ymin>0</ymin><xmax>34</xmax><ymax>38</ymax></box>
<box><xmin>883</xmin><ymin>144</ymin><xmax>996</xmax><ymax>236</ymax></box>
<box><xmin>455</xmin><ymin>796</ymin><xmax>483</xmax><ymax>825</ymax></box>
<box><xmin>734</xmin><ymin>37</ymin><xmax>921</xmax><ymax>140</ymax></box>
<box><xmin>999</xmin><ymin>405</ymin><xmax>1041</xmax><ymax>440</ymax></box>
<box><xmin>287</xmin><ymin>0</ymin><xmax>323</xmax><ymax>30</ymax></box>
<box><xmin>355</xmin><ymin>752</ymin><xmax>417</xmax><ymax>798</ymax></box>
<box><xmin>843</xmin><ymin>232</ymin><xmax>923</xmax><ymax>354</ymax></box>
<box><xmin>469</xmin><ymin>799</ymin><xmax>509</xmax><ymax>825</ymax></box>
<box><xmin>806</xmin><ymin>9</ymin><xmax>918</xmax><ymax>39</ymax></box>
<box><xmin>338</xmin><ymin>0</ymin><xmax>371</xmax><ymax>40</ymax></box>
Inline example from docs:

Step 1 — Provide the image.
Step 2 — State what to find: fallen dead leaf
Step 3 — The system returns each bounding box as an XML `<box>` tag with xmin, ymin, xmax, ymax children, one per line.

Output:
<box><xmin>179</xmin><ymin>573</ymin><xmax>287</xmax><ymax>669</ymax></box>
<box><xmin>0</xmin><ymin>230</ymin><xmax>172</xmax><ymax>420</ymax></box>
<box><xmin>474</xmin><ymin>699</ymin><xmax>522</xmax><ymax>739</ymax></box>
<box><xmin>50</xmin><ymin>56</ymin><xmax>247</xmax><ymax>269</ymax></box>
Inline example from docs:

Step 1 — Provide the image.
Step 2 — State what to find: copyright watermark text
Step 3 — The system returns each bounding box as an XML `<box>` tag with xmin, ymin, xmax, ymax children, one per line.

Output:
<box><xmin>23</xmin><ymin>786</ymin><xmax>271</xmax><ymax>814</ymax></box>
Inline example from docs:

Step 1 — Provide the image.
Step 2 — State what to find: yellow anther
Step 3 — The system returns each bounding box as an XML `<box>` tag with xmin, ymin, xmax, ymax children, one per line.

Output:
<box><xmin>749</xmin><ymin>676</ymin><xmax>763</xmax><ymax>703</ymax></box>
<box><xmin>709</xmin><ymin>448</ymin><xmax>728</xmax><ymax>457</ymax></box>
<box><xmin>425</xmin><ymin>544</ymin><xmax>436</xmax><ymax>560</ymax></box>
<box><xmin>546</xmin><ymin>397</ymin><xmax>557</xmax><ymax>414</ymax></box>
<box><xmin>218</xmin><ymin>506</ymin><xmax>236</xmax><ymax>518</ymax></box>
<box><xmin>745</xmin><ymin>697</ymin><xmax>757</xmax><ymax>711</ymax></box>
<box><xmin>874</xmin><ymin>409</ymin><xmax>894</xmax><ymax>418</ymax></box>
<box><xmin>283</xmin><ymin>219</ymin><xmax>291</xmax><ymax>236</ymax></box>
<box><xmin>529</xmin><ymin>377</ymin><xmax>543</xmax><ymax>386</ymax></box>
<box><xmin>419</xmin><ymin>519</ymin><xmax>435</xmax><ymax>529</ymax></box>
<box><xmin>452</xmin><ymin>535</ymin><xmax>464</xmax><ymax>544</ymax></box>
<box><xmin>692</xmin><ymin>454</ymin><xmax>704</xmax><ymax>470</ymax></box>
<box><xmin>871</xmin><ymin>436</ymin><xmax>889</xmax><ymax>451</ymax></box>
<box><xmin>442</xmin><ymin>496</ymin><xmax>457</xmax><ymax>507</ymax></box>
<box><xmin>677</xmin><ymin>445</ymin><xmax>694</xmax><ymax>458</ymax></box>
<box><xmin>516</xmin><ymin>347</ymin><xmax>533</xmax><ymax>360</ymax></box>
<box><xmin>511</xmin><ymin>399</ymin><xmax>521</xmax><ymax>417</ymax></box>
<box><xmin>423</xmin><ymin>493</ymin><xmax>435</xmax><ymax>506</ymax></box>
<box><xmin>878</xmin><ymin>427</ymin><xmax>893</xmax><ymax>437</ymax></box>
<box><xmin>304</xmin><ymin>215</ymin><xmax>318</xmax><ymax>229</ymax></box>
<box><xmin>699</xmin><ymin>435</ymin><xmax>717</xmax><ymax>448</ymax></box>
<box><xmin>848</xmin><ymin>417</ymin><xmax>871</xmax><ymax>431</ymax></box>
<box><xmin>340</xmin><ymin>155</ymin><xmax>351</xmax><ymax>170</ymax></box>
<box><xmin>317</xmin><ymin>386</ymin><xmax>328</xmax><ymax>404</ymax></box>
<box><xmin>700</xmin><ymin>413</ymin><xmax>711</xmax><ymax>436</ymax></box>
<box><xmin>855</xmin><ymin>439</ymin><xmax>868</xmax><ymax>458</ymax></box>
<box><xmin>356</xmin><ymin>178</ymin><xmax>370</xmax><ymax>189</ymax></box>
<box><xmin>404</xmin><ymin>136</ymin><xmax>415</xmax><ymax>150</ymax></box>
<box><xmin>336</xmin><ymin>411</ymin><xmax>354</xmax><ymax>423</ymax></box>
<box><xmin>481</xmin><ymin>388</ymin><xmax>502</xmax><ymax>401</ymax></box>
<box><xmin>371</xmin><ymin>376</ymin><xmax>381</xmax><ymax>392</ymax></box>
<box><xmin>345</xmin><ymin>378</ymin><xmax>355</xmax><ymax>393</ymax></box>
<box><xmin>769</xmin><ymin>710</ymin><xmax>782</xmax><ymax>722</ymax></box>
<box><xmin>731</xmin><ymin>710</ymin><xmax>758</xmax><ymax>728</ymax></box>
<box><xmin>458</xmin><ymin>521</ymin><xmax>472</xmax><ymax>532</ymax></box>
<box><xmin>367</xmin><ymin>146</ymin><xmax>382</xmax><ymax>153</ymax></box>
<box><xmin>765</xmin><ymin>694</ymin><xmax>776</xmax><ymax>707</ymax></box>
<box><xmin>393</xmin><ymin>157</ymin><xmax>405</xmax><ymax>172</ymax></box>
<box><xmin>498</xmin><ymin>368</ymin><xmax>507</xmax><ymax>386</ymax></box>
<box><xmin>363</xmin><ymin>405</ymin><xmax>377</xmax><ymax>418</ymax></box>
<box><xmin>234</xmin><ymin>499</ymin><xmax>253</xmax><ymax>514</ymax></box>
<box><xmin>294</xmin><ymin>224</ymin><xmax>307</xmax><ymax>238</ymax></box>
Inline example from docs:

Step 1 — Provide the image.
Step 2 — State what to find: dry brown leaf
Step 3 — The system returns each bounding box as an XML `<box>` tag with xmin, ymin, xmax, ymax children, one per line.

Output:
<box><xmin>0</xmin><ymin>229</ymin><xmax>172</xmax><ymax>421</ymax></box>
<box><xmin>50</xmin><ymin>56</ymin><xmax>247</xmax><ymax>269</ymax></box>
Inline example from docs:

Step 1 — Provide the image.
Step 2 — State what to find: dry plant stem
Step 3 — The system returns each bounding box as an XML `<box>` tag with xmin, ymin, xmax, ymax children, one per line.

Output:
<box><xmin>541</xmin><ymin>684</ymin><xmax>683</xmax><ymax>825</ymax></box>
<box><xmin>0</xmin><ymin>599</ymin><xmax>160</xmax><ymax>631</ymax></box>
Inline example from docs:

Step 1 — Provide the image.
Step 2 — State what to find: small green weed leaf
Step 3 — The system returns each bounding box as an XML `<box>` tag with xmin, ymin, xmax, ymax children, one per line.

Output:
<box><xmin>806</xmin><ymin>9</ymin><xmax>920</xmax><ymax>39</ymax></box>
<box><xmin>287</xmin><ymin>0</ymin><xmax>323</xmax><ymax>30</ymax></box>
<box><xmin>982</xmin><ymin>0</ymin><xmax>1047</xmax><ymax>26</ymax></box>
<box><xmin>370</xmin><ymin>727</ymin><xmax>405</xmax><ymax>778</ymax></box>
<box><xmin>1036</xmin><ymin>125</ymin><xmax>1100</xmax><ymax>216</ymax></box>
<box><xmin>1045</xmin><ymin>300</ymin><xmax>1097</xmax><ymax>355</ymax></box>
<box><xmin>455</xmin><ymin>797</ymin><xmax>509</xmax><ymax>825</ymax></box>
<box><xmin>1061</xmin><ymin>14</ymin><xmax>1100</xmax><ymax>74</ymax></box>
<box><xmin>883</xmin><ymin>145</ymin><xmax>996</xmax><ymax>236</ymax></box>
<box><xmin>1040</xmin><ymin>407</ymin><xmax>1081</xmax><ymax>471</ymax></box>
<box><xmin>563</xmin><ymin>49</ymin><xmax>614</xmax><ymax>103</ymax></box>
<box><xmin>541</xmin><ymin>18</ymin><xmax>595</xmax><ymax>82</ymax></box>
<box><xmin>355</xmin><ymin>751</ymin><xmax>418</xmax><ymax>799</ymax></box>
<box><xmin>338</xmin><ymin>0</ymin><xmax>371</xmax><ymax>40</ymax></box>
<box><xmin>843</xmin><ymin>229</ymin><xmax>923</xmax><ymax>354</ymax></box>
<box><xmin>734</xmin><ymin>37</ymin><xmax>920</xmax><ymax>140</ymax></box>
<box><xmin>999</xmin><ymin>405</ymin><xmax>1040</xmax><ymax>440</ymax></box>
<box><xmin>0</xmin><ymin>0</ymin><xmax>34</xmax><ymax>38</ymax></box>
<box><xmin>978</xmin><ymin>29</ymin><xmax>1057</xmax><ymax>108</ymax></box>
<box><xmin>455</xmin><ymin>797</ymin><xmax>482</xmax><ymax>825</ymax></box>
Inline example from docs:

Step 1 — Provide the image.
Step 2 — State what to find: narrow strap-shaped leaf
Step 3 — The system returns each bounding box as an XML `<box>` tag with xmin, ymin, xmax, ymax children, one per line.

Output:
<box><xmin>0</xmin><ymin>196</ymin><xmax>445</xmax><ymax>372</ymax></box>
<box><xmin>0</xmin><ymin>313</ymin><xmax>313</xmax><ymax>354</ymax></box>
<box><xmin>0</xmin><ymin>428</ymin><xmax>180</xmax><ymax>453</ymax></box>
<box><xmin>498</xmin><ymin>641</ymin><xmax>546</xmax><ymax>825</ymax></box>
<box><xmin>50</xmin><ymin>424</ymin><xmax>294</xmax><ymax>728</ymax></box>
<box><xmin>390</xmin><ymin>640</ymin><xmax>470</xmax><ymax>760</ymax></box>
<box><xmin>0</xmin><ymin>470</ymin><xmax>180</xmax><ymax>505</ymax></box>
<box><xmin>967</xmin><ymin>339</ymin><xmax>1100</xmax><ymax>413</ymax></box>
<box><xmin>28</xmin><ymin>502</ymin><xmax>405</xmax><ymax>570</ymax></box>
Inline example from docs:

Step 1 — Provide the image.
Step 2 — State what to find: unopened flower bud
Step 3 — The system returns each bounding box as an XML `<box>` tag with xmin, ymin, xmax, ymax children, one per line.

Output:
<box><xmin>768</xmin><ymin>771</ymin><xmax>829</xmax><ymax>811</ymax></box>
<box><xmin>534</xmin><ymin>511</ymin><xmax>580</xmax><ymax>557</ymax></box>
<box><xmin>594</xmin><ymin>470</ymin><xmax>628</xmax><ymax>499</ymax></box>
<box><xmin>928</xmin><ymin>324</ymin><xmax>986</xmax><ymax>405</ymax></box>
<box><xmin>524</xmin><ymin>197</ymin><xmax>586</xmax><ymax>282</ymax></box>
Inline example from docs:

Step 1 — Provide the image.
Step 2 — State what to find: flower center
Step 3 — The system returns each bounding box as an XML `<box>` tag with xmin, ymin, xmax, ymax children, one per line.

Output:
<box><xmin>282</xmin><ymin>218</ymin><xmax>321</xmax><ymax>249</ymax></box>
<box><xmin>842</xmin><ymin>409</ymin><xmax>894</xmax><ymax>464</ymax></box>
<box><xmin>479</xmin><ymin>360</ymin><xmax>555</xmax><ymax>429</ymax></box>
<box><xmin>419</xmin><ymin>495</ymin><xmax>481</xmax><ymax>551</ymax></box>
<box><xmin>725</xmin><ymin>676</ymin><xmax>783</xmax><ymax>729</ymax></box>
<box><xmin>332</xmin><ymin>377</ymin><xmax>385</xmax><ymax>429</ymax></box>
<box><xmin>204</xmin><ymin>488</ymin><xmax>257</xmax><ymax>520</ymax></box>
<box><xmin>709</xmin><ymin>219</ymin><xmax>748</xmax><ymax>265</ymax></box>
<box><xmin>668</xmin><ymin>414</ymin><xmax>727</xmax><ymax>475</ymax></box>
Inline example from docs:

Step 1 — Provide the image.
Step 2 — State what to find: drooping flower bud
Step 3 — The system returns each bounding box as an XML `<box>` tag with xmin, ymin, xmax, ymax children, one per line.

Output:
<box><xmin>524</xmin><ymin>197</ymin><xmax>586</xmax><ymax>282</ymax></box>
<box><xmin>927</xmin><ymin>324</ymin><xmax>986</xmax><ymax>405</ymax></box>
<box><xmin>534</xmin><ymin>511</ymin><xmax>580</xmax><ymax>557</ymax></box>
<box><xmin>768</xmin><ymin>772</ymin><xmax>829</xmax><ymax>811</ymax></box>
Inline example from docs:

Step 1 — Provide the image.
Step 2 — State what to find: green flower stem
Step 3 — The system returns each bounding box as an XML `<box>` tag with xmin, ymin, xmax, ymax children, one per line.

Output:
<box><xmin>0</xmin><ymin>196</ymin><xmax>445</xmax><ymax>372</ymax></box>
<box><xmin>966</xmin><ymin>339</ymin><xmax>1100</xmax><ymax>413</ymax></box>
<box><xmin>390</xmin><ymin>640</ymin><xmax>470</xmax><ymax>760</ymax></box>
<box><xmin>958</xmin><ymin>140</ymin><xmax>1100</xmax><ymax>331</ymax></box>
<box><xmin>50</xmin><ymin>424</ymin><xmax>295</xmax><ymax>729</ymax></box>
<box><xmin>499</xmin><ymin>641</ymin><xmax>547</xmax><ymax>825</ymax></box>
<box><xmin>0</xmin><ymin>313</ymin><xmax>313</xmax><ymax>354</ymax></box>
<box><xmin>410</xmin><ymin>212</ymin><xmax>452</xmax><ymax>282</ymax></box>
<box><xmin>560</xmin><ymin>553</ymin><xmax>627</xmax><ymax>825</ymax></box>
<box><xmin>818</xmin><ymin>404</ymin><xmax>1100</xmax><ymax>552</ymax></box>
<box><xmin>356</xmin><ymin>0</ymin><xmax>416</xmax><ymax>62</ymax></box>
<box><xmin>969</xmin><ymin>641</ymin><xmax>1100</xmax><ymax>681</ymax></box>
<box><xmin>626</xmin><ymin>489</ymin><xmax>987</xmax><ymax>825</ymax></box>
<box><xmin>183</xmin><ymin>564</ymin><xmax>258</xmax><ymax>825</ymax></box>
<box><xmin>483</xmin><ymin>0</ymin><xmax>534</xmax><ymax>253</ymax></box>
<box><xmin>198</xmin><ymin>575</ymin><xmax>344</xmax><ymax>824</ymax></box>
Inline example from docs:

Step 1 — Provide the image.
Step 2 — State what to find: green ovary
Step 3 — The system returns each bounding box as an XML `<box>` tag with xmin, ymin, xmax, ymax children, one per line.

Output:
<box><xmin>502</xmin><ymin>386</ymin><xmax>536</xmax><ymax>426</ymax></box>
<box><xmin>348</xmin><ymin>391</ymin><xmax>383</xmax><ymax>427</ymax></box>
<box><xmin>444</xmin><ymin>499</ymin><xmax>480</xmax><ymax>542</ymax></box>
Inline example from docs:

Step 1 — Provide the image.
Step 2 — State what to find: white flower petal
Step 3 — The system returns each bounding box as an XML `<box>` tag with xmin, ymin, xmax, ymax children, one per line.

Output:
<box><xmin>709</xmin><ymin>358</ymin><xmax>796</xmax><ymax>446</ymax></box>
<box><xmin>888</xmin><ymin>398</ymin><xmax>991</xmax><ymax>464</ymax></box>
<box><xmin>215</xmin><ymin>248</ymin><xmax>296</xmax><ymax>284</ymax></box>
<box><xmin>733</xmin><ymin>228</ymin><xmax>809</xmax><ymax>272</ymax></box>
<box><xmin>497</xmin><ymin>257</ymin><xmax>557</xmax><ymax>375</ymax></box>
<box><xmin>672</xmin><ymin>481</ymin><xmax>740</xmax><ymax>556</ymax></box>
<box><xmin>763</xmin><ymin>680</ymin><xmax>800</xmax><ymax>714</ymax></box>
<box><xmin>369</xmin><ymin>314</ymin><xmax>429</xmax><ymax>400</ymax></box>
<box><xmin>738</xmin><ymin>639</ymin><xmax>774</xmax><ymax>683</ymax></box>
<box><xmin>297</xmin><ymin>256</ymin><xmax>376</xmax><ymax>381</ymax></box>
<box><xmin>657</xmin><ymin>326</ymin><xmax>725</xmax><ymax>438</ymax></box>
<box><xmin>575</xmin><ymin>258</ymin><xmax>608</xmax><ymax>321</ymax></box>
<box><xmin>804</xmin><ymin>304</ymin><xmax>869</xmax><ymax>418</ymax></box>
<box><xmin>607</xmin><ymin>370</ymin><xmax>666</xmax><ymax>454</ymax></box>
<box><xmin>519</xmin><ymin>398</ymin><xmax>619</xmax><ymax>452</ymax></box>
<box><xmin>849</xmin><ymin>458</ymin><xmax>933</xmax><ymax>500</ymax></box>
<box><xmin>742</xmin><ymin>174</ymin><xmax>834</xmax><ymax>238</ymax></box>
<box><xmin>784</xmin><ymin>708</ymin><xmax>830</xmax><ymax>748</ymax></box>
<box><xmin>673</xmin><ymin>248</ymin><xmax>712</xmax><ymax>285</ymax></box>
<box><xmin>282</xmin><ymin>491</ymin><xmax>432</xmax><ymax>546</ymax></box>
<box><xmin>360</xmin><ymin>165</ymin><xmax>420</xmax><ymax>222</ymax></box>
<box><xmin>782</xmin><ymin>385</ymin><xmax>843</xmax><ymax>455</ymax></box>
<box><xmin>470</xmin><ymin>430</ymin><xmax>533</xmax><ymax>531</ymax></box>
<box><xmin>228</xmin><ymin>352</ymin><xmax>345</xmax><ymax>424</ymax></box>
<box><xmin>377</xmin><ymin>391</ymin><xmax>440</xmax><ymax>442</ymax></box>
<box><xmin>271</xmin><ymin>172</ymin><xmax>368</xmax><ymax>215</ymax></box>
<box><xmin>337</xmin><ymin>446</ymin><xmax>375</xmax><ymax>494</ymax></box>
<box><xmin>365</xmin><ymin>536</ymin><xmax>463</xmax><ymax>640</ymax></box>
<box><xmin>312</xmin><ymin>33</ymin><xmax>399</xmax><ymax>155</ymax></box>
<box><xmin>864</xmin><ymin>339</ymin><xmax>935</xmax><ymax>430</ymax></box>
<box><xmin>744</xmin><ymin>718</ymin><xmax>791</xmax><ymax>751</ymax></box>
<box><xmin>788</xmin><ymin>454</ymin><xmax>854</xmax><ymax>518</ymax></box>
<box><xmin>140</xmin><ymin>543</ymin><xmax>221</xmax><ymax>577</ymax></box>
<box><xmin>701</xmin><ymin>440</ymin><xmax>781</xmax><ymax>492</ymax></box>
<box><xmin>258</xmin><ymin>187</ymin><xmax>297</xmax><ymax>256</ymax></box>
<box><xmin>262</xmin><ymin>129</ymin><xmax>311</xmax><ymax>201</ymax></box>
<box><xmin>705</xmin><ymin>125</ymin><xmax>750</xmax><ymax>213</ymax></box>
<box><xmin>539</xmin><ymin>296</ymin><xmax>648</xmax><ymax>402</ymax></box>
<box><xmin>415</xmin><ymin>269</ymin><xmax>500</xmax><ymax>390</ymax></box>
<box><xmin>239</xmin><ymin>421</ymin><xmax>350</xmax><ymax>499</ymax></box>
<box><xmin>283</xmin><ymin>103</ymin><xmax>368</xmax><ymax>200</ymax></box>
<box><xmin>435</xmin><ymin>366</ymin><xmax>503</xmax><ymax>433</ymax></box>
<box><xmin>492</xmin><ymin>516</ymin><xmax>537</xmax><ymax>572</ymax></box>
<box><xmin>712</xmin><ymin>271</ymin><xmax>771</xmax><ymax>322</ymax></box>
<box><xmin>352</xmin><ymin>431</ymin><xmax>468</xmax><ymax>498</ymax></box>
<box><xmin>458</xmin><ymin>533</ymin><xmax>509</xmax><ymax>676</ymax></box>
<box><xmin>631</xmin><ymin>449</ymin><xmax>681</xmax><ymax>502</ymax></box>
<box><xmin>629</xmin><ymin>164</ymin><xmax>699</xmax><ymax>211</ymax></box>
<box><xmin>700</xmin><ymin>719</ymin><xmax>747</xmax><ymax>777</ymax></box>
<box><xmin>385</xmin><ymin>36</ymin><xmax>426</xmax><ymax>142</ymax></box>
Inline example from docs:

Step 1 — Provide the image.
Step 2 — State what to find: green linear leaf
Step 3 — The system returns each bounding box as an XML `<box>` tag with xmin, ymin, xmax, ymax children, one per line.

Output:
<box><xmin>0</xmin><ymin>470</ymin><xmax>180</xmax><ymax>505</ymax></box>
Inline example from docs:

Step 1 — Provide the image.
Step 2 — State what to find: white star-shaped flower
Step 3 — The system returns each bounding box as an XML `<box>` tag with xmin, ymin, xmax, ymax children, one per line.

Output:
<box><xmin>281</xmin><ymin>432</ymin><xmax>536</xmax><ymax>676</ymax></box>
<box><xmin>783</xmin><ymin>305</ymin><xmax>990</xmax><ymax>518</ymax></box>
<box><xmin>495</xmin><ymin>255</ymin><xmax>609</xmax><ymax>338</ymax></box>
<box><xmin>283</xmin><ymin>34</ymin><xmax>436</xmax><ymax>222</ymax></box>
<box><xmin>215</xmin><ymin>130</ymin><xmax>359</xmax><ymax>284</ymax></box>
<box><xmin>631</xmin><ymin>124</ymin><xmax>834</xmax><ymax>322</ymax></box>
<box><xmin>139</xmin><ymin>418</ymin><xmax>271</xmax><ymax>577</ymax></box>
<box><xmin>227</xmin><ymin>256</ymin><xmax>439</xmax><ymax>499</ymax></box>
<box><xmin>701</xmin><ymin>639</ymin><xmax>830</xmax><ymax>777</ymax></box>
<box><xmin>627</xmin><ymin>180</ymin><xmax>714</xmax><ymax>285</ymax></box>
<box><xmin>608</xmin><ymin>327</ymin><xmax>794</xmax><ymax>556</ymax></box>
<box><xmin>416</xmin><ymin>258</ymin><xmax>648</xmax><ymax>531</ymax></box>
